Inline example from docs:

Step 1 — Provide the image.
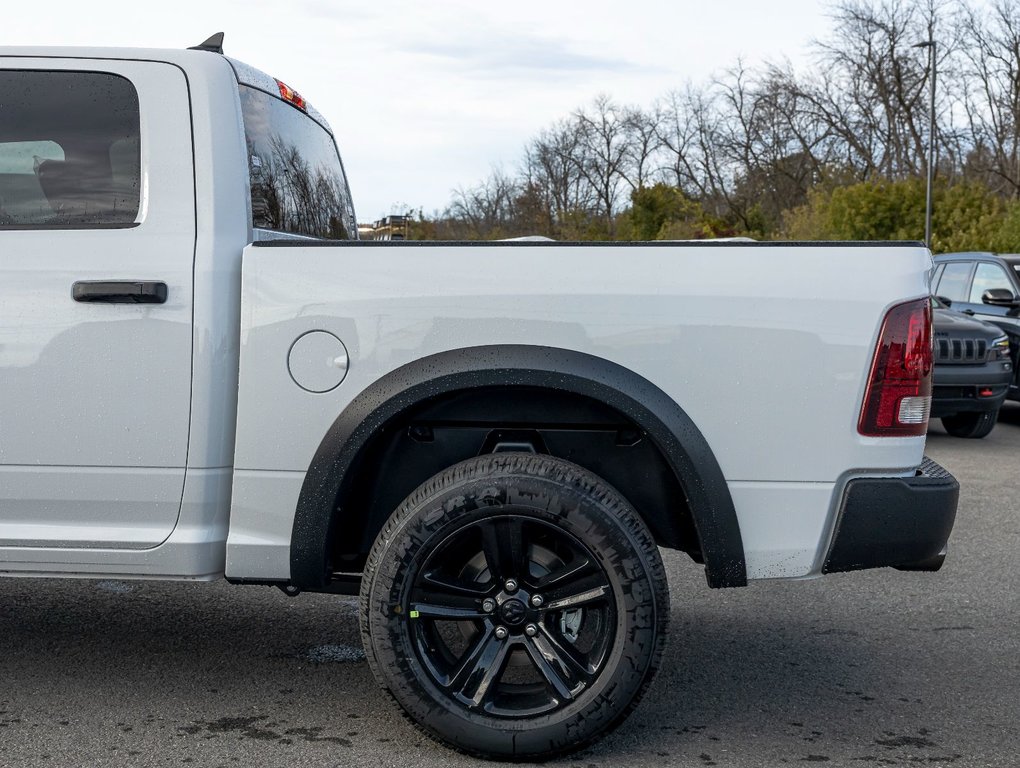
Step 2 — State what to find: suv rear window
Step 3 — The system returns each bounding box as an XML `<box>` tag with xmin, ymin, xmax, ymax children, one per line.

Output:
<box><xmin>0</xmin><ymin>70</ymin><xmax>140</xmax><ymax>228</ymax></box>
<box><xmin>238</xmin><ymin>85</ymin><xmax>355</xmax><ymax>240</ymax></box>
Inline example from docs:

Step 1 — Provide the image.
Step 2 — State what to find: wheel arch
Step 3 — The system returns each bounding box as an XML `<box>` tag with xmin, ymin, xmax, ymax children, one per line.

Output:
<box><xmin>290</xmin><ymin>345</ymin><xmax>747</xmax><ymax>589</ymax></box>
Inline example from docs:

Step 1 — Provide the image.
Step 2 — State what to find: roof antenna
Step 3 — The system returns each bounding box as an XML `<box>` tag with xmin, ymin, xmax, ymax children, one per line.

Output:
<box><xmin>189</xmin><ymin>32</ymin><xmax>225</xmax><ymax>54</ymax></box>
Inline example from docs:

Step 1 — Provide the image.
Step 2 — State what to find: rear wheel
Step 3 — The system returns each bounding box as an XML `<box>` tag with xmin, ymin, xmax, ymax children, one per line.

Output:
<box><xmin>359</xmin><ymin>453</ymin><xmax>668</xmax><ymax>760</ymax></box>
<box><xmin>942</xmin><ymin>409</ymin><xmax>998</xmax><ymax>439</ymax></box>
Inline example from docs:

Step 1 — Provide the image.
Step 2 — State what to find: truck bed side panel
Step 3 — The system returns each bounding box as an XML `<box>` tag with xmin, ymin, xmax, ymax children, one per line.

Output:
<box><xmin>228</xmin><ymin>242</ymin><xmax>932</xmax><ymax>581</ymax></box>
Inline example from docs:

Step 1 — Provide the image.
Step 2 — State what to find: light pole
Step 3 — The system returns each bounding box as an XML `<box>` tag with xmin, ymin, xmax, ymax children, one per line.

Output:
<box><xmin>914</xmin><ymin>27</ymin><xmax>936</xmax><ymax>250</ymax></box>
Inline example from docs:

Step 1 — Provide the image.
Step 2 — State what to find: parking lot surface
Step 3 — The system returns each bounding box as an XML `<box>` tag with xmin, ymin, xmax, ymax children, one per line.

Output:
<box><xmin>1</xmin><ymin>405</ymin><xmax>1018</xmax><ymax>768</ymax></box>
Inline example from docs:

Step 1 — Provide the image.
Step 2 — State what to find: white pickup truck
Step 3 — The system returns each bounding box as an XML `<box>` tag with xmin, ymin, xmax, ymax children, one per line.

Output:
<box><xmin>0</xmin><ymin>36</ymin><xmax>959</xmax><ymax>760</ymax></box>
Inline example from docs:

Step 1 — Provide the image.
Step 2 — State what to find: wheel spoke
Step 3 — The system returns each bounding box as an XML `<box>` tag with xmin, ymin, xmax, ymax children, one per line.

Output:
<box><xmin>447</xmin><ymin>628</ymin><xmax>511</xmax><ymax>708</ymax></box>
<box><xmin>421</xmin><ymin>570</ymin><xmax>491</xmax><ymax>598</ymax></box>
<box><xmin>524</xmin><ymin>630</ymin><xmax>589</xmax><ymax>701</ymax></box>
<box><xmin>479</xmin><ymin>517</ymin><xmax>525</xmax><ymax>583</ymax></box>
<box><xmin>538</xmin><ymin>624</ymin><xmax>597</xmax><ymax>677</ymax></box>
<box><xmin>543</xmin><ymin>572</ymin><xmax>611</xmax><ymax>611</ymax></box>
<box><xmin>408</xmin><ymin>579</ymin><xmax>487</xmax><ymax>620</ymax></box>
<box><xmin>409</xmin><ymin>601</ymin><xmax>487</xmax><ymax>620</ymax></box>
<box><xmin>534</xmin><ymin>555</ymin><xmax>596</xmax><ymax>592</ymax></box>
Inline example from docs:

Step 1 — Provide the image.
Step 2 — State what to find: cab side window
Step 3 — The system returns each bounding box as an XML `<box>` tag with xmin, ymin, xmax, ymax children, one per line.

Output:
<box><xmin>968</xmin><ymin>263</ymin><xmax>1014</xmax><ymax>302</ymax></box>
<box><xmin>934</xmin><ymin>262</ymin><xmax>973</xmax><ymax>303</ymax></box>
<box><xmin>0</xmin><ymin>70</ymin><xmax>140</xmax><ymax>228</ymax></box>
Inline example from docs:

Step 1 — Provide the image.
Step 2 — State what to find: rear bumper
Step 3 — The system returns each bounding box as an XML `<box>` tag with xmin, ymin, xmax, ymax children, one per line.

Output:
<box><xmin>822</xmin><ymin>457</ymin><xmax>959</xmax><ymax>574</ymax></box>
<box><xmin>930</xmin><ymin>383</ymin><xmax>1009</xmax><ymax>417</ymax></box>
<box><xmin>931</xmin><ymin>361</ymin><xmax>1012</xmax><ymax>417</ymax></box>
<box><xmin>934</xmin><ymin>361</ymin><xmax>1011</xmax><ymax>416</ymax></box>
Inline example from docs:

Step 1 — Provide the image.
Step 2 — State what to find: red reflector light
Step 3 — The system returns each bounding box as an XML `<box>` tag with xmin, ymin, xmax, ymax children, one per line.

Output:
<box><xmin>858</xmin><ymin>298</ymin><xmax>933</xmax><ymax>437</ymax></box>
<box><xmin>275</xmin><ymin>79</ymin><xmax>307</xmax><ymax>111</ymax></box>
<box><xmin>979</xmin><ymin>388</ymin><xmax>994</xmax><ymax>397</ymax></box>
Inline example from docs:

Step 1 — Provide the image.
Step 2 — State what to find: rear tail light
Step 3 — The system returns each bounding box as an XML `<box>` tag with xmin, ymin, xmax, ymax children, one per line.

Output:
<box><xmin>858</xmin><ymin>298</ymin><xmax>933</xmax><ymax>437</ymax></box>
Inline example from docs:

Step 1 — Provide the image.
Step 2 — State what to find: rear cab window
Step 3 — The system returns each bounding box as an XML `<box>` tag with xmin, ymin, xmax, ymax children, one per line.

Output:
<box><xmin>229</xmin><ymin>58</ymin><xmax>356</xmax><ymax>240</ymax></box>
<box><xmin>0</xmin><ymin>70</ymin><xmax>140</xmax><ymax>228</ymax></box>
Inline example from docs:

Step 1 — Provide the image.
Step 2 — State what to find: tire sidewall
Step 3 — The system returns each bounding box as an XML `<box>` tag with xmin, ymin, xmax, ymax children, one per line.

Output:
<box><xmin>361</xmin><ymin>458</ymin><xmax>664</xmax><ymax>758</ymax></box>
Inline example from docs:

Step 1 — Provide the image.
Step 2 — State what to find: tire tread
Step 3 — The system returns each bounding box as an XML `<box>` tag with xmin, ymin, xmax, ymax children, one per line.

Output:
<box><xmin>358</xmin><ymin>453</ymin><xmax>669</xmax><ymax>760</ymax></box>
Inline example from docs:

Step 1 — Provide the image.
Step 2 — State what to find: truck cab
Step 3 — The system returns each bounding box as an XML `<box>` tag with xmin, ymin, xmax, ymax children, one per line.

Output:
<box><xmin>0</xmin><ymin>45</ymin><xmax>353</xmax><ymax>575</ymax></box>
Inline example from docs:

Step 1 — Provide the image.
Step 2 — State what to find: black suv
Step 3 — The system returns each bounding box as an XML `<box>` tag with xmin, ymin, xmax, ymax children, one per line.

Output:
<box><xmin>930</xmin><ymin>298</ymin><xmax>1012</xmax><ymax>437</ymax></box>
<box><xmin>932</xmin><ymin>252</ymin><xmax>1020</xmax><ymax>404</ymax></box>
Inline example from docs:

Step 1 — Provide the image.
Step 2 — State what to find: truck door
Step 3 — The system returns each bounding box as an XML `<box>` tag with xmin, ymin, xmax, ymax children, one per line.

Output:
<box><xmin>0</xmin><ymin>60</ymin><xmax>194</xmax><ymax>549</ymax></box>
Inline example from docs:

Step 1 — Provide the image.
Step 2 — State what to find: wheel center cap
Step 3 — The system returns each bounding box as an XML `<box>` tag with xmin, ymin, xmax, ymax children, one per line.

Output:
<box><xmin>499</xmin><ymin>598</ymin><xmax>528</xmax><ymax>626</ymax></box>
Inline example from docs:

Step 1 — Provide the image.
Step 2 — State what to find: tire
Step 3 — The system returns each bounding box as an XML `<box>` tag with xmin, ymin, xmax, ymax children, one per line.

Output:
<box><xmin>359</xmin><ymin>453</ymin><xmax>669</xmax><ymax>760</ymax></box>
<box><xmin>941</xmin><ymin>409</ymin><xmax>999</xmax><ymax>439</ymax></box>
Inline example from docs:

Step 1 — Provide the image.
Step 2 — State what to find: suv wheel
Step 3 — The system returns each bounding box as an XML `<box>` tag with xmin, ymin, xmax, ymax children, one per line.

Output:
<box><xmin>359</xmin><ymin>453</ymin><xmax>669</xmax><ymax>760</ymax></box>
<box><xmin>942</xmin><ymin>409</ymin><xmax>999</xmax><ymax>438</ymax></box>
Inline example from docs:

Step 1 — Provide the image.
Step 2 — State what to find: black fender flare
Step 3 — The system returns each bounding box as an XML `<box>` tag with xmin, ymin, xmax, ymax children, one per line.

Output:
<box><xmin>290</xmin><ymin>345</ymin><xmax>747</xmax><ymax>589</ymax></box>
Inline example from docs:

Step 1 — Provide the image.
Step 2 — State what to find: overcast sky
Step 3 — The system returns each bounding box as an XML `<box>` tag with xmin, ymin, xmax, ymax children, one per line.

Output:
<box><xmin>4</xmin><ymin>0</ymin><xmax>836</xmax><ymax>222</ymax></box>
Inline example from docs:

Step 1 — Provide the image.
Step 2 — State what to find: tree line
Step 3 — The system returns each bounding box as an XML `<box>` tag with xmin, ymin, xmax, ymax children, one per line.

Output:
<box><xmin>404</xmin><ymin>0</ymin><xmax>1020</xmax><ymax>251</ymax></box>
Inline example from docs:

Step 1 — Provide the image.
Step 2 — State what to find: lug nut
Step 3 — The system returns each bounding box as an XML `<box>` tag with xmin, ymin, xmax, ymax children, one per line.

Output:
<box><xmin>530</xmin><ymin>594</ymin><xmax>544</xmax><ymax>607</ymax></box>
<box><xmin>482</xmin><ymin>598</ymin><xmax>496</xmax><ymax>613</ymax></box>
<box><xmin>494</xmin><ymin>626</ymin><xmax>509</xmax><ymax>640</ymax></box>
<box><xmin>525</xmin><ymin>624</ymin><xmax>538</xmax><ymax>637</ymax></box>
<box><xmin>504</xmin><ymin>579</ymin><xmax>518</xmax><ymax>593</ymax></box>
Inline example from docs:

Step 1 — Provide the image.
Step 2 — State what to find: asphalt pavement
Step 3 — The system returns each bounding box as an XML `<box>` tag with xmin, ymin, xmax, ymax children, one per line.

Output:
<box><xmin>1</xmin><ymin>405</ymin><xmax>1018</xmax><ymax>767</ymax></box>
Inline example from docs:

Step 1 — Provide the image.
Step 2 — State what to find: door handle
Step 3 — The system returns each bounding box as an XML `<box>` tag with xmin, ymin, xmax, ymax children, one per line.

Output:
<box><xmin>962</xmin><ymin>309</ymin><xmax>975</xmax><ymax>316</ymax></box>
<box><xmin>72</xmin><ymin>280</ymin><xmax>168</xmax><ymax>304</ymax></box>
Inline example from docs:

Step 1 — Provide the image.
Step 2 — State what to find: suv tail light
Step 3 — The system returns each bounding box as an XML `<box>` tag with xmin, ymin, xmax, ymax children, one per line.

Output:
<box><xmin>858</xmin><ymin>298</ymin><xmax>933</xmax><ymax>437</ymax></box>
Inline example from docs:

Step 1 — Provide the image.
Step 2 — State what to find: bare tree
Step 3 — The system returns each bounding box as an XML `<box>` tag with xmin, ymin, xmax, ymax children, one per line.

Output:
<box><xmin>810</xmin><ymin>0</ymin><xmax>941</xmax><ymax>179</ymax></box>
<box><xmin>422</xmin><ymin>0</ymin><xmax>1020</xmax><ymax>241</ymax></box>
<box><xmin>573</xmin><ymin>95</ymin><xmax>634</xmax><ymax>234</ymax></box>
<box><xmin>737</xmin><ymin>66</ymin><xmax>838</xmax><ymax>228</ymax></box>
<box><xmin>655</xmin><ymin>87</ymin><xmax>703</xmax><ymax>193</ymax></box>
<box><xmin>448</xmin><ymin>167</ymin><xmax>520</xmax><ymax>238</ymax></box>
<box><xmin>522</xmin><ymin>119</ymin><xmax>595</xmax><ymax>234</ymax></box>
<box><xmin>621</xmin><ymin>106</ymin><xmax>662</xmax><ymax>191</ymax></box>
<box><xmin>958</xmin><ymin>0</ymin><xmax>1020</xmax><ymax>196</ymax></box>
<box><xmin>664</xmin><ymin>84</ymin><xmax>734</xmax><ymax>216</ymax></box>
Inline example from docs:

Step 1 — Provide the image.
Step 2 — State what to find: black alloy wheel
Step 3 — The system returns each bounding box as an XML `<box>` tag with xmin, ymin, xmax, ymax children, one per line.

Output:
<box><xmin>408</xmin><ymin>513</ymin><xmax>616</xmax><ymax>718</ymax></box>
<box><xmin>360</xmin><ymin>453</ymin><xmax>669</xmax><ymax>760</ymax></box>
